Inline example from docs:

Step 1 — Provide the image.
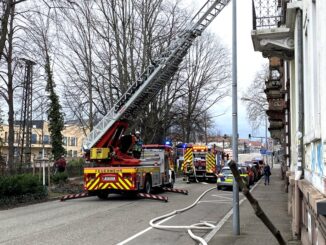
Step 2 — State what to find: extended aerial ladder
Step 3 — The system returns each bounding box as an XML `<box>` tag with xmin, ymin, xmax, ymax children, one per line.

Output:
<box><xmin>83</xmin><ymin>0</ymin><xmax>231</xmax><ymax>154</ymax></box>
<box><xmin>78</xmin><ymin>0</ymin><xmax>232</xmax><ymax>200</ymax></box>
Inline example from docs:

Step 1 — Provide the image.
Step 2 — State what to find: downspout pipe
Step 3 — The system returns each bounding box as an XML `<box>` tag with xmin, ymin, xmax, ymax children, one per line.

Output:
<box><xmin>294</xmin><ymin>8</ymin><xmax>304</xmax><ymax>238</ymax></box>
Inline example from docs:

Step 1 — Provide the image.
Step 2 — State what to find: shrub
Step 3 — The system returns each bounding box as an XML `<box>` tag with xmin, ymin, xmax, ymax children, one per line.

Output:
<box><xmin>51</xmin><ymin>171</ymin><xmax>68</xmax><ymax>184</ymax></box>
<box><xmin>0</xmin><ymin>174</ymin><xmax>47</xmax><ymax>207</ymax></box>
<box><xmin>66</xmin><ymin>158</ymin><xmax>84</xmax><ymax>177</ymax></box>
<box><xmin>67</xmin><ymin>158</ymin><xmax>85</xmax><ymax>166</ymax></box>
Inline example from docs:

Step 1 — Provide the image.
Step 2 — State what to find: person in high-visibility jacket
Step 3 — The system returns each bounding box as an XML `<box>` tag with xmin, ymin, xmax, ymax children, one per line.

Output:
<box><xmin>132</xmin><ymin>131</ymin><xmax>143</xmax><ymax>159</ymax></box>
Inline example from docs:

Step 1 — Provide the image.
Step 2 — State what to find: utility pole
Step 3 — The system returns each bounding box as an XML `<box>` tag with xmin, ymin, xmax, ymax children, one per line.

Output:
<box><xmin>18</xmin><ymin>58</ymin><xmax>35</xmax><ymax>170</ymax></box>
<box><xmin>232</xmin><ymin>0</ymin><xmax>240</xmax><ymax>235</ymax></box>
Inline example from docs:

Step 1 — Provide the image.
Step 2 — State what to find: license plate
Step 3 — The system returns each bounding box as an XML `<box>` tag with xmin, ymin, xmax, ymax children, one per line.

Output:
<box><xmin>103</xmin><ymin>176</ymin><xmax>116</xmax><ymax>182</ymax></box>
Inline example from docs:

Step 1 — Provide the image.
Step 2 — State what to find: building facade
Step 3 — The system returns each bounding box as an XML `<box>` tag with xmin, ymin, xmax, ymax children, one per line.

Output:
<box><xmin>252</xmin><ymin>0</ymin><xmax>326</xmax><ymax>244</ymax></box>
<box><xmin>0</xmin><ymin>120</ymin><xmax>86</xmax><ymax>163</ymax></box>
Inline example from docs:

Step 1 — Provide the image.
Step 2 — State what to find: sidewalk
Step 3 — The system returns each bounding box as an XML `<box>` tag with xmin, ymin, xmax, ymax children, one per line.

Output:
<box><xmin>208</xmin><ymin>164</ymin><xmax>301</xmax><ymax>245</ymax></box>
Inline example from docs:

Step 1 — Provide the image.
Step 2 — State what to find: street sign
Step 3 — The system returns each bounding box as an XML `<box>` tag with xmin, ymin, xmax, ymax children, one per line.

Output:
<box><xmin>260</xmin><ymin>148</ymin><xmax>267</xmax><ymax>155</ymax></box>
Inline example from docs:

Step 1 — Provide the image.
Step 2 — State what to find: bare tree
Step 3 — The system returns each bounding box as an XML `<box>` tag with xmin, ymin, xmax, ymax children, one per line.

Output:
<box><xmin>132</xmin><ymin>0</ymin><xmax>190</xmax><ymax>143</ymax></box>
<box><xmin>172</xmin><ymin>33</ymin><xmax>231</xmax><ymax>143</ymax></box>
<box><xmin>0</xmin><ymin>0</ymin><xmax>28</xmax><ymax>60</ymax></box>
<box><xmin>0</xmin><ymin>1</ymin><xmax>22</xmax><ymax>172</ymax></box>
<box><xmin>241</xmin><ymin>64</ymin><xmax>269</xmax><ymax>130</ymax></box>
<box><xmin>53</xmin><ymin>0</ymin><xmax>187</xmax><ymax>143</ymax></box>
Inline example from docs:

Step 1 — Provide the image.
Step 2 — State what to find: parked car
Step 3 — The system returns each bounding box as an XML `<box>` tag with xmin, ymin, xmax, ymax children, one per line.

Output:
<box><xmin>217</xmin><ymin>166</ymin><xmax>250</xmax><ymax>190</ymax></box>
<box><xmin>239</xmin><ymin>163</ymin><xmax>255</xmax><ymax>185</ymax></box>
<box><xmin>243</xmin><ymin>161</ymin><xmax>260</xmax><ymax>182</ymax></box>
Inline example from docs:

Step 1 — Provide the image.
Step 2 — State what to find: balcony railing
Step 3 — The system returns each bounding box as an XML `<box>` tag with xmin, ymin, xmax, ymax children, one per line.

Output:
<box><xmin>252</xmin><ymin>0</ymin><xmax>286</xmax><ymax>30</ymax></box>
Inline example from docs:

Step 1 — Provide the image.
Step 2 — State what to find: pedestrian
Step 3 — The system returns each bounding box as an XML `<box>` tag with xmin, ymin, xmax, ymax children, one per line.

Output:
<box><xmin>132</xmin><ymin>131</ymin><xmax>143</xmax><ymax>159</ymax></box>
<box><xmin>263</xmin><ymin>163</ymin><xmax>271</xmax><ymax>185</ymax></box>
<box><xmin>54</xmin><ymin>155</ymin><xmax>66</xmax><ymax>174</ymax></box>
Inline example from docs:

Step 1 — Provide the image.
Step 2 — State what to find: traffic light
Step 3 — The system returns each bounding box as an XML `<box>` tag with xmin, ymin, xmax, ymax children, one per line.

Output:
<box><xmin>248</xmin><ymin>134</ymin><xmax>251</xmax><ymax>139</ymax></box>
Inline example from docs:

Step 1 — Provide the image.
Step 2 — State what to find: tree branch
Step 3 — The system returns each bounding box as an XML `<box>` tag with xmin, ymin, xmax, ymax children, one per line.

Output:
<box><xmin>228</xmin><ymin>160</ymin><xmax>286</xmax><ymax>245</ymax></box>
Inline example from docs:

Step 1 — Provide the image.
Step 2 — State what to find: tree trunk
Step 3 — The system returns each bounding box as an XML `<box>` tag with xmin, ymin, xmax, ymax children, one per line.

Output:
<box><xmin>7</xmin><ymin>3</ymin><xmax>15</xmax><ymax>174</ymax></box>
<box><xmin>0</xmin><ymin>0</ymin><xmax>13</xmax><ymax>60</ymax></box>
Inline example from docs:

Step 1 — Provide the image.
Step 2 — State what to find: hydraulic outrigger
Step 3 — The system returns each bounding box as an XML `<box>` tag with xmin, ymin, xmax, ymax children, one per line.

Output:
<box><xmin>60</xmin><ymin>187</ymin><xmax>188</xmax><ymax>203</ymax></box>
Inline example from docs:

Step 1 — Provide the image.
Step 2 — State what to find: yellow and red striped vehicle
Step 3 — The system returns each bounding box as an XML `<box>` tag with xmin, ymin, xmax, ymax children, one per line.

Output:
<box><xmin>177</xmin><ymin>143</ymin><xmax>222</xmax><ymax>183</ymax></box>
<box><xmin>84</xmin><ymin>144</ymin><xmax>175</xmax><ymax>199</ymax></box>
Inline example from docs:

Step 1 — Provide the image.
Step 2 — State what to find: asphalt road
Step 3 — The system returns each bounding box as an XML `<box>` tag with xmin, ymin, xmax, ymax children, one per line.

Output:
<box><xmin>0</xmin><ymin>178</ymin><xmax>242</xmax><ymax>245</ymax></box>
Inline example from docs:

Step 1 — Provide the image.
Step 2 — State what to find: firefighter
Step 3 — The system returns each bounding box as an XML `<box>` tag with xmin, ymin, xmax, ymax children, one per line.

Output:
<box><xmin>185</xmin><ymin>159</ymin><xmax>193</xmax><ymax>183</ymax></box>
<box><xmin>132</xmin><ymin>131</ymin><xmax>143</xmax><ymax>159</ymax></box>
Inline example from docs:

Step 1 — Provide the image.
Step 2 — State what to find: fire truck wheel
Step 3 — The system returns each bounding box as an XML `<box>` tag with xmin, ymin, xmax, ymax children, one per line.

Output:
<box><xmin>97</xmin><ymin>191</ymin><xmax>109</xmax><ymax>200</ymax></box>
<box><xmin>143</xmin><ymin>176</ymin><xmax>152</xmax><ymax>194</ymax></box>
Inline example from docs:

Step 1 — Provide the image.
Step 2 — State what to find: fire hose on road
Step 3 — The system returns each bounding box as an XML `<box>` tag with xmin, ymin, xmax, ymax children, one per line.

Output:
<box><xmin>149</xmin><ymin>187</ymin><xmax>216</xmax><ymax>245</ymax></box>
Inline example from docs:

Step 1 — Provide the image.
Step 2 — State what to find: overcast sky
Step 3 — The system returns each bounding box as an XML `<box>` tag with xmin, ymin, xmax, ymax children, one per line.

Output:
<box><xmin>182</xmin><ymin>0</ymin><xmax>268</xmax><ymax>139</ymax></box>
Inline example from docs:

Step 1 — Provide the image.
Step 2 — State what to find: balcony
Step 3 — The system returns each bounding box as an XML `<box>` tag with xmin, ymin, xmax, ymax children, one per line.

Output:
<box><xmin>251</xmin><ymin>0</ymin><xmax>294</xmax><ymax>59</ymax></box>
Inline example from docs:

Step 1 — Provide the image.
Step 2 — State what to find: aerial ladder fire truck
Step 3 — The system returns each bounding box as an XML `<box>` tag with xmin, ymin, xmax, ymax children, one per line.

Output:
<box><xmin>82</xmin><ymin>0</ymin><xmax>231</xmax><ymax>200</ymax></box>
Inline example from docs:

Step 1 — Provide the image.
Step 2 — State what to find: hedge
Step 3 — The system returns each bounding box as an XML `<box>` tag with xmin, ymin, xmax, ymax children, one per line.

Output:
<box><xmin>0</xmin><ymin>174</ymin><xmax>47</xmax><ymax>207</ymax></box>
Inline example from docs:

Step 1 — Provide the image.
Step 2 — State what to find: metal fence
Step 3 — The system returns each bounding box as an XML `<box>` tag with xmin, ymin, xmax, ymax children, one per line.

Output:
<box><xmin>252</xmin><ymin>0</ymin><xmax>286</xmax><ymax>30</ymax></box>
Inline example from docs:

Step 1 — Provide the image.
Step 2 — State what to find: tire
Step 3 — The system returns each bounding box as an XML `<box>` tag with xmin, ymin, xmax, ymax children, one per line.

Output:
<box><xmin>143</xmin><ymin>176</ymin><xmax>152</xmax><ymax>194</ymax></box>
<box><xmin>97</xmin><ymin>191</ymin><xmax>109</xmax><ymax>200</ymax></box>
<box><xmin>217</xmin><ymin>185</ymin><xmax>221</xmax><ymax>190</ymax></box>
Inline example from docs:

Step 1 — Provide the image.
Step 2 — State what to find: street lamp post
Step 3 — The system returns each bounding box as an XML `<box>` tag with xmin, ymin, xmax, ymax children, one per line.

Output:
<box><xmin>232</xmin><ymin>0</ymin><xmax>239</xmax><ymax>235</ymax></box>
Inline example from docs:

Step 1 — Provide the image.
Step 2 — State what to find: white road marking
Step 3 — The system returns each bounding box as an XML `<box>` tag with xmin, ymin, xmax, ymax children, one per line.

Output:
<box><xmin>198</xmin><ymin>200</ymin><xmax>231</xmax><ymax>204</ymax></box>
<box><xmin>211</xmin><ymin>194</ymin><xmax>233</xmax><ymax>200</ymax></box>
<box><xmin>116</xmin><ymin>215</ymin><xmax>175</xmax><ymax>245</ymax></box>
<box><xmin>119</xmin><ymin>179</ymin><xmax>262</xmax><ymax>244</ymax></box>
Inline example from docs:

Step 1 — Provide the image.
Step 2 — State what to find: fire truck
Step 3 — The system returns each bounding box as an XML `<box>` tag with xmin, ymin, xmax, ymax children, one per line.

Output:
<box><xmin>82</xmin><ymin>0</ymin><xmax>231</xmax><ymax>199</ymax></box>
<box><xmin>178</xmin><ymin>143</ymin><xmax>222</xmax><ymax>182</ymax></box>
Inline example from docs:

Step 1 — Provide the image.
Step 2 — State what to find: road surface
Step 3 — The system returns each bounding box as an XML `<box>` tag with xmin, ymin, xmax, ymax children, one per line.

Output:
<box><xmin>0</xmin><ymin>178</ymin><xmax>244</xmax><ymax>245</ymax></box>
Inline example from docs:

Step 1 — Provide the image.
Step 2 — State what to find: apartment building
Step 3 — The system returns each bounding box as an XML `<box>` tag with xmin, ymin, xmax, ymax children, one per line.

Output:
<box><xmin>0</xmin><ymin>120</ymin><xmax>86</xmax><ymax>163</ymax></box>
<box><xmin>252</xmin><ymin>0</ymin><xmax>326</xmax><ymax>244</ymax></box>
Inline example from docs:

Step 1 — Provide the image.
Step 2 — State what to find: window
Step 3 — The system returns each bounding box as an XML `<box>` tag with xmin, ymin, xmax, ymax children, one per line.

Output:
<box><xmin>31</xmin><ymin>134</ymin><xmax>37</xmax><ymax>144</ymax></box>
<box><xmin>38</xmin><ymin>150</ymin><xmax>43</xmax><ymax>159</ymax></box>
<box><xmin>63</xmin><ymin>137</ymin><xmax>67</xmax><ymax>145</ymax></box>
<box><xmin>70</xmin><ymin>137</ymin><xmax>77</xmax><ymax>146</ymax></box>
<box><xmin>43</xmin><ymin>135</ymin><xmax>50</xmax><ymax>144</ymax></box>
<box><xmin>15</xmin><ymin>133</ymin><xmax>19</xmax><ymax>143</ymax></box>
<box><xmin>73</xmin><ymin>150</ymin><xmax>78</xmax><ymax>157</ymax></box>
<box><xmin>68</xmin><ymin>150</ymin><xmax>72</xmax><ymax>157</ymax></box>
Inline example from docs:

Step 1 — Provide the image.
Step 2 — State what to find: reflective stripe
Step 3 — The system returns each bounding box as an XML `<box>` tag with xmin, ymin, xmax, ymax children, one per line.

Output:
<box><xmin>116</xmin><ymin>182</ymin><xmax>124</xmax><ymax>189</ymax></box>
<box><xmin>182</xmin><ymin>148</ymin><xmax>193</xmax><ymax>171</ymax></box>
<box><xmin>89</xmin><ymin>177</ymin><xmax>100</xmax><ymax>190</ymax></box>
<box><xmin>119</xmin><ymin>178</ymin><xmax>129</xmax><ymax>189</ymax></box>
<box><xmin>206</xmin><ymin>153</ymin><xmax>215</xmax><ymax>172</ymax></box>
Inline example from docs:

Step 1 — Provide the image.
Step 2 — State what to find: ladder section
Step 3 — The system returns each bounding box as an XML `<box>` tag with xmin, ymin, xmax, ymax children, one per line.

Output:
<box><xmin>188</xmin><ymin>0</ymin><xmax>231</xmax><ymax>35</ymax></box>
<box><xmin>83</xmin><ymin>33</ymin><xmax>193</xmax><ymax>151</ymax></box>
<box><xmin>83</xmin><ymin>0</ymin><xmax>230</xmax><ymax>151</ymax></box>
